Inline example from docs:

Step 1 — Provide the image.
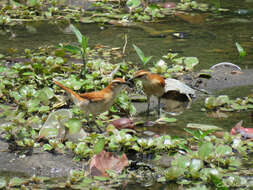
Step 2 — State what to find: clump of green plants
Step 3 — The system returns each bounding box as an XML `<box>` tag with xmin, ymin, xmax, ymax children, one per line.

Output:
<box><xmin>61</xmin><ymin>24</ymin><xmax>89</xmax><ymax>77</ymax></box>
<box><xmin>204</xmin><ymin>95</ymin><xmax>253</xmax><ymax>111</ymax></box>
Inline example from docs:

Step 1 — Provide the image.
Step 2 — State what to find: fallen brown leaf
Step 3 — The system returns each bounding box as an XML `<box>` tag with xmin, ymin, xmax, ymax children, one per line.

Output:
<box><xmin>90</xmin><ymin>150</ymin><xmax>128</xmax><ymax>177</ymax></box>
<box><xmin>110</xmin><ymin>118</ymin><xmax>135</xmax><ymax>130</ymax></box>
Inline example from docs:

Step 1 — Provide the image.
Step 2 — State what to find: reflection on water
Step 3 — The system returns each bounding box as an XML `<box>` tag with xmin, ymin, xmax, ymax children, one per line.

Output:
<box><xmin>0</xmin><ymin>10</ymin><xmax>253</xmax><ymax>69</ymax></box>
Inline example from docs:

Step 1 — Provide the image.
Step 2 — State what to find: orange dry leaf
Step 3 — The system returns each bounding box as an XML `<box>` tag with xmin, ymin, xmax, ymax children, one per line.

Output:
<box><xmin>90</xmin><ymin>150</ymin><xmax>129</xmax><ymax>177</ymax></box>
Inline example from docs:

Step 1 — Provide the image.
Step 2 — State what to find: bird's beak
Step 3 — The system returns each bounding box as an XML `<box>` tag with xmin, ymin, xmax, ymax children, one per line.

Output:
<box><xmin>126</xmin><ymin>78</ymin><xmax>135</xmax><ymax>88</ymax></box>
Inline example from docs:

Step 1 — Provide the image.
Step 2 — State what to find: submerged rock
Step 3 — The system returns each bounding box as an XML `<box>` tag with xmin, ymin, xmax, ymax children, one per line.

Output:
<box><xmin>0</xmin><ymin>140</ymin><xmax>82</xmax><ymax>177</ymax></box>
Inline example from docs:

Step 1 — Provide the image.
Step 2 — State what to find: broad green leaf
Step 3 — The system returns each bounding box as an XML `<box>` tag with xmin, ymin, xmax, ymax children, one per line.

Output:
<box><xmin>198</xmin><ymin>142</ymin><xmax>214</xmax><ymax>160</ymax></box>
<box><xmin>27</xmin><ymin>0</ymin><xmax>37</xmax><ymax>7</ymax></box>
<box><xmin>235</xmin><ymin>42</ymin><xmax>246</xmax><ymax>58</ymax></box>
<box><xmin>39</xmin><ymin>109</ymin><xmax>72</xmax><ymax>139</ymax></box>
<box><xmin>172</xmin><ymin>155</ymin><xmax>191</xmax><ymax>169</ymax></box>
<box><xmin>216</xmin><ymin>95</ymin><xmax>230</xmax><ymax>106</ymax></box>
<box><xmin>65</xmin><ymin>118</ymin><xmax>82</xmax><ymax>135</ymax></box>
<box><xmin>42</xmin><ymin>87</ymin><xmax>54</xmax><ymax>99</ymax></box>
<box><xmin>165</xmin><ymin>166</ymin><xmax>185</xmax><ymax>180</ymax></box>
<box><xmin>38</xmin><ymin>106</ymin><xmax>50</xmax><ymax>113</ymax></box>
<box><xmin>126</xmin><ymin>0</ymin><xmax>141</xmax><ymax>9</ymax></box>
<box><xmin>189</xmin><ymin>159</ymin><xmax>203</xmax><ymax>172</ymax></box>
<box><xmin>26</xmin><ymin>99</ymin><xmax>40</xmax><ymax>112</ymax></box>
<box><xmin>205</xmin><ymin>96</ymin><xmax>217</xmax><ymax>109</ymax></box>
<box><xmin>43</xmin><ymin>144</ymin><xmax>53</xmax><ymax>151</ymax></box>
<box><xmin>9</xmin><ymin>91</ymin><xmax>22</xmax><ymax>101</ymax></box>
<box><xmin>184</xmin><ymin>57</ymin><xmax>199</xmax><ymax>70</ymax></box>
<box><xmin>94</xmin><ymin>138</ymin><xmax>105</xmax><ymax>154</ymax></box>
<box><xmin>215</xmin><ymin>145</ymin><xmax>232</xmax><ymax>157</ymax></box>
<box><xmin>20</xmin><ymin>85</ymin><xmax>37</xmax><ymax>97</ymax></box>
<box><xmin>0</xmin><ymin>178</ymin><xmax>6</xmax><ymax>188</ymax></box>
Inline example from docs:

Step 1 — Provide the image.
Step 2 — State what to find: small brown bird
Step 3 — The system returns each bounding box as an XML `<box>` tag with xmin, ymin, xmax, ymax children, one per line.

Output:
<box><xmin>130</xmin><ymin>70</ymin><xmax>165</xmax><ymax>116</ymax></box>
<box><xmin>54</xmin><ymin>78</ymin><xmax>130</xmax><ymax>131</ymax></box>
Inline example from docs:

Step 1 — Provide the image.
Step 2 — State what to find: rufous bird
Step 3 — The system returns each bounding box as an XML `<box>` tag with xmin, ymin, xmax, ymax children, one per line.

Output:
<box><xmin>230</xmin><ymin>120</ymin><xmax>253</xmax><ymax>139</ymax></box>
<box><xmin>54</xmin><ymin>78</ymin><xmax>130</xmax><ymax>131</ymax></box>
<box><xmin>130</xmin><ymin>70</ymin><xmax>165</xmax><ymax>116</ymax></box>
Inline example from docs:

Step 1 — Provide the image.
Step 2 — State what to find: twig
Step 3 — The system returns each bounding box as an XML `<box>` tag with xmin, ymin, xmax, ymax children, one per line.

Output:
<box><xmin>122</xmin><ymin>34</ymin><xmax>128</xmax><ymax>56</ymax></box>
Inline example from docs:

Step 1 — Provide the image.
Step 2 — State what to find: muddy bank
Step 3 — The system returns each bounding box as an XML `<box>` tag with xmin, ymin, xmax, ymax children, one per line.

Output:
<box><xmin>187</xmin><ymin>67</ymin><xmax>253</xmax><ymax>92</ymax></box>
<box><xmin>0</xmin><ymin>140</ymin><xmax>83</xmax><ymax>177</ymax></box>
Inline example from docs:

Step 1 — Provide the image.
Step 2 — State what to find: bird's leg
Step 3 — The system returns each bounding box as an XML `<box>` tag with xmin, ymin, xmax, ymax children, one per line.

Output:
<box><xmin>158</xmin><ymin>97</ymin><xmax>161</xmax><ymax>117</ymax></box>
<box><xmin>146</xmin><ymin>96</ymin><xmax>150</xmax><ymax>116</ymax></box>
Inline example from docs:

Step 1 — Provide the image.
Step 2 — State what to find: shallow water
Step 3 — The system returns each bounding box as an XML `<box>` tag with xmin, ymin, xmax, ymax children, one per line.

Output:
<box><xmin>1</xmin><ymin>7</ymin><xmax>253</xmax><ymax>69</ymax></box>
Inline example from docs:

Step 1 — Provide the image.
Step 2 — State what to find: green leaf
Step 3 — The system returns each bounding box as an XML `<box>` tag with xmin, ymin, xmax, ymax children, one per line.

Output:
<box><xmin>165</xmin><ymin>166</ymin><xmax>185</xmax><ymax>180</ymax></box>
<box><xmin>26</xmin><ymin>99</ymin><xmax>40</xmax><ymax>112</ymax></box>
<box><xmin>70</xmin><ymin>24</ymin><xmax>83</xmax><ymax>45</ymax></box>
<box><xmin>198</xmin><ymin>142</ymin><xmax>214</xmax><ymax>160</ymax></box>
<box><xmin>133</xmin><ymin>44</ymin><xmax>152</xmax><ymax>65</ymax></box>
<box><xmin>133</xmin><ymin>44</ymin><xmax>144</xmax><ymax>61</ymax></box>
<box><xmin>216</xmin><ymin>95</ymin><xmax>230</xmax><ymax>106</ymax></box>
<box><xmin>172</xmin><ymin>155</ymin><xmax>191</xmax><ymax>169</ymax></box>
<box><xmin>63</xmin><ymin>45</ymin><xmax>81</xmax><ymax>54</ymax></box>
<box><xmin>143</xmin><ymin>56</ymin><xmax>153</xmax><ymax>65</ymax></box>
<box><xmin>235</xmin><ymin>42</ymin><xmax>246</xmax><ymax>58</ymax></box>
<box><xmin>38</xmin><ymin>106</ymin><xmax>50</xmax><ymax>113</ymax></box>
<box><xmin>9</xmin><ymin>177</ymin><xmax>25</xmax><ymax>187</ymax></box>
<box><xmin>27</xmin><ymin>0</ymin><xmax>37</xmax><ymax>7</ymax></box>
<box><xmin>81</xmin><ymin>36</ymin><xmax>88</xmax><ymax>53</ymax></box>
<box><xmin>94</xmin><ymin>138</ymin><xmax>105</xmax><ymax>154</ymax></box>
<box><xmin>39</xmin><ymin>109</ymin><xmax>72</xmax><ymax>139</ymax></box>
<box><xmin>93</xmin><ymin>176</ymin><xmax>109</xmax><ymax>181</ymax></box>
<box><xmin>43</xmin><ymin>144</ymin><xmax>53</xmax><ymax>151</ymax></box>
<box><xmin>184</xmin><ymin>57</ymin><xmax>199</xmax><ymax>70</ymax></box>
<box><xmin>65</xmin><ymin>118</ymin><xmax>82</xmax><ymax>135</ymax></box>
<box><xmin>210</xmin><ymin>175</ymin><xmax>229</xmax><ymax>190</ymax></box>
<box><xmin>204</xmin><ymin>96</ymin><xmax>217</xmax><ymax>109</ymax></box>
<box><xmin>126</xmin><ymin>0</ymin><xmax>141</xmax><ymax>9</ymax></box>
<box><xmin>42</xmin><ymin>87</ymin><xmax>54</xmax><ymax>99</ymax></box>
<box><xmin>0</xmin><ymin>178</ymin><xmax>6</xmax><ymax>188</ymax></box>
<box><xmin>189</xmin><ymin>159</ymin><xmax>203</xmax><ymax>172</ymax></box>
<box><xmin>215</xmin><ymin>145</ymin><xmax>232</xmax><ymax>157</ymax></box>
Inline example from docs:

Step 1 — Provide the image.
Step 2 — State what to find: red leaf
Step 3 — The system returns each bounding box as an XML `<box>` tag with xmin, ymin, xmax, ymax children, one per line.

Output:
<box><xmin>110</xmin><ymin>118</ymin><xmax>135</xmax><ymax>130</ymax></box>
<box><xmin>90</xmin><ymin>150</ymin><xmax>128</xmax><ymax>177</ymax></box>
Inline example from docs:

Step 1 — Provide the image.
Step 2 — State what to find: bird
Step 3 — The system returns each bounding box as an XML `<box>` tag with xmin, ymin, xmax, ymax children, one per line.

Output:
<box><xmin>129</xmin><ymin>70</ymin><xmax>165</xmax><ymax>116</ymax></box>
<box><xmin>54</xmin><ymin>78</ymin><xmax>131</xmax><ymax>132</ymax></box>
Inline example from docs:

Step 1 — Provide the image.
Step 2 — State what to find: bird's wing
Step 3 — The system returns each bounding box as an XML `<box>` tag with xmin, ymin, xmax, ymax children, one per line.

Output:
<box><xmin>79</xmin><ymin>91</ymin><xmax>107</xmax><ymax>103</ymax></box>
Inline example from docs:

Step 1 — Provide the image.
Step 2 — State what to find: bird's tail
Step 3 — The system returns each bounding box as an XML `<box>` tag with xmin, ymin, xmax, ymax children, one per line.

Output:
<box><xmin>54</xmin><ymin>80</ymin><xmax>84</xmax><ymax>105</ymax></box>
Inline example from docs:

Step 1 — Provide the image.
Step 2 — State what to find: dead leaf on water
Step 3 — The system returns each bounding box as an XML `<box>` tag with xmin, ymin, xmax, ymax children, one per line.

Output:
<box><xmin>90</xmin><ymin>150</ymin><xmax>129</xmax><ymax>177</ymax></box>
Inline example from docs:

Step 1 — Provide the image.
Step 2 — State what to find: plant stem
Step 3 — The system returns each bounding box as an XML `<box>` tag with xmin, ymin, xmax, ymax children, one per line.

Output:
<box><xmin>80</xmin><ymin>52</ymin><xmax>86</xmax><ymax>78</ymax></box>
